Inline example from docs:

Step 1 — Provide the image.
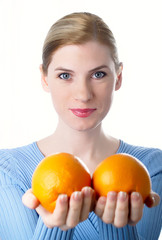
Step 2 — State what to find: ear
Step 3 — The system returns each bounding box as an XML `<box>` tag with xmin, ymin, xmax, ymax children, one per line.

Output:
<box><xmin>39</xmin><ymin>64</ymin><xmax>50</xmax><ymax>92</ymax></box>
<box><xmin>115</xmin><ymin>62</ymin><xmax>123</xmax><ymax>91</ymax></box>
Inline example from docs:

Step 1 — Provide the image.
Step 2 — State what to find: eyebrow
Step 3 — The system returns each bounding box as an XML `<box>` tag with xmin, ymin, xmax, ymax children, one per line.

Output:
<box><xmin>54</xmin><ymin>65</ymin><xmax>111</xmax><ymax>73</ymax></box>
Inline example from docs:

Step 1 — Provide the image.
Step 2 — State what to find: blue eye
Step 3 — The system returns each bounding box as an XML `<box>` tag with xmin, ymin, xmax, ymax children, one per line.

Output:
<box><xmin>59</xmin><ymin>73</ymin><xmax>71</xmax><ymax>80</ymax></box>
<box><xmin>93</xmin><ymin>71</ymin><xmax>106</xmax><ymax>79</ymax></box>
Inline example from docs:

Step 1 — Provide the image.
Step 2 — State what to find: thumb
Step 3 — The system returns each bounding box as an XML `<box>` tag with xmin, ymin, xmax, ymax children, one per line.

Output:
<box><xmin>22</xmin><ymin>188</ymin><xmax>40</xmax><ymax>209</ymax></box>
<box><xmin>145</xmin><ymin>191</ymin><xmax>160</xmax><ymax>208</ymax></box>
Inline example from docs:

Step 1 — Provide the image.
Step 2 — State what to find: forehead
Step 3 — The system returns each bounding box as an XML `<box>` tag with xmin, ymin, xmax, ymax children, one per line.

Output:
<box><xmin>49</xmin><ymin>41</ymin><xmax>114</xmax><ymax>70</ymax></box>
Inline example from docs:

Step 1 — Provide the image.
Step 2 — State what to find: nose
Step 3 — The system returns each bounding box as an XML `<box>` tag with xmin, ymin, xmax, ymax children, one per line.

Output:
<box><xmin>73</xmin><ymin>80</ymin><xmax>93</xmax><ymax>102</ymax></box>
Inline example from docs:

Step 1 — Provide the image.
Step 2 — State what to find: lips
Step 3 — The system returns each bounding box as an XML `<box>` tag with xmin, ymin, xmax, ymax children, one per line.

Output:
<box><xmin>70</xmin><ymin>108</ymin><xmax>96</xmax><ymax>118</ymax></box>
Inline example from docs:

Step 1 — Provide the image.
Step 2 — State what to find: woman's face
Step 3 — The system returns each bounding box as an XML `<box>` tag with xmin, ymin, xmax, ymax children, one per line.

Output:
<box><xmin>41</xmin><ymin>41</ymin><xmax>122</xmax><ymax>131</ymax></box>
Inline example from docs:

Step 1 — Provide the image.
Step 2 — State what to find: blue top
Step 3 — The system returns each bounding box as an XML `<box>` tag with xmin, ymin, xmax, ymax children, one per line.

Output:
<box><xmin>0</xmin><ymin>140</ymin><xmax>162</xmax><ymax>240</ymax></box>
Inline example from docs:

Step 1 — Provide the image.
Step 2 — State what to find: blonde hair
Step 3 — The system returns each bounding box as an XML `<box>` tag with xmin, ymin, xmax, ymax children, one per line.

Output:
<box><xmin>42</xmin><ymin>12</ymin><xmax>120</xmax><ymax>75</ymax></box>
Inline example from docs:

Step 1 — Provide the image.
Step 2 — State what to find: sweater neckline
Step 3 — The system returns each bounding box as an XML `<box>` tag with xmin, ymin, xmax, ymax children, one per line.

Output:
<box><xmin>33</xmin><ymin>139</ymin><xmax>125</xmax><ymax>159</ymax></box>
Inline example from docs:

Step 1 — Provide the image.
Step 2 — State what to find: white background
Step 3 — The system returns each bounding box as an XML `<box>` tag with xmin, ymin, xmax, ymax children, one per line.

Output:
<box><xmin>0</xmin><ymin>0</ymin><xmax>162</xmax><ymax>150</ymax></box>
<box><xmin>0</xmin><ymin>1</ymin><xmax>162</xmax><ymax>238</ymax></box>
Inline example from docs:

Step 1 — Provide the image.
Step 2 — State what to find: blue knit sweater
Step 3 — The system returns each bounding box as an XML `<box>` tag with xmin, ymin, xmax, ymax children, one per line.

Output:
<box><xmin>0</xmin><ymin>140</ymin><xmax>162</xmax><ymax>240</ymax></box>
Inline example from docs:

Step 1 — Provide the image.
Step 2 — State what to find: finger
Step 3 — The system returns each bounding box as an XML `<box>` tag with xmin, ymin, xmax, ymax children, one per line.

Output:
<box><xmin>95</xmin><ymin>196</ymin><xmax>107</xmax><ymax>217</ymax></box>
<box><xmin>145</xmin><ymin>192</ymin><xmax>160</xmax><ymax>208</ymax></box>
<box><xmin>102</xmin><ymin>191</ymin><xmax>117</xmax><ymax>224</ymax></box>
<box><xmin>36</xmin><ymin>194</ymin><xmax>69</xmax><ymax>229</ymax></box>
<box><xmin>36</xmin><ymin>205</ymin><xmax>53</xmax><ymax>228</ymax></box>
<box><xmin>90</xmin><ymin>189</ymin><xmax>97</xmax><ymax>212</ymax></box>
<box><xmin>129</xmin><ymin>192</ymin><xmax>144</xmax><ymax>225</ymax></box>
<box><xmin>66</xmin><ymin>191</ymin><xmax>83</xmax><ymax>228</ymax></box>
<box><xmin>114</xmin><ymin>192</ymin><xmax>129</xmax><ymax>228</ymax></box>
<box><xmin>22</xmin><ymin>189</ymin><xmax>40</xmax><ymax>209</ymax></box>
<box><xmin>52</xmin><ymin>194</ymin><xmax>69</xmax><ymax>226</ymax></box>
<box><xmin>80</xmin><ymin>187</ymin><xmax>94</xmax><ymax>221</ymax></box>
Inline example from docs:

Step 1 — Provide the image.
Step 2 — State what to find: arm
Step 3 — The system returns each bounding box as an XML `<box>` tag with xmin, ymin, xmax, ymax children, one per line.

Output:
<box><xmin>136</xmin><ymin>173</ymin><xmax>162</xmax><ymax>240</ymax></box>
<box><xmin>0</xmin><ymin>171</ymin><xmax>74</xmax><ymax>240</ymax></box>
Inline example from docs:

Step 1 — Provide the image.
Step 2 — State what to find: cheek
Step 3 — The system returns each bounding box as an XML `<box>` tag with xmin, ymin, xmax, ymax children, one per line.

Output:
<box><xmin>96</xmin><ymin>84</ymin><xmax>115</xmax><ymax>116</ymax></box>
<box><xmin>49</xmin><ymin>87</ymin><xmax>69</xmax><ymax>111</ymax></box>
<box><xmin>49</xmin><ymin>88</ymin><xmax>61</xmax><ymax>106</ymax></box>
<box><xmin>98</xmin><ymin>84</ymin><xmax>115</xmax><ymax>103</ymax></box>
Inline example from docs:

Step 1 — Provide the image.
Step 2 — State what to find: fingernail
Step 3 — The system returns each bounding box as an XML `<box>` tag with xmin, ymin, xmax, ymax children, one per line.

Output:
<box><xmin>131</xmin><ymin>192</ymin><xmax>140</xmax><ymax>201</ymax></box>
<box><xmin>118</xmin><ymin>191</ymin><xmax>127</xmax><ymax>201</ymax></box>
<box><xmin>59</xmin><ymin>194</ymin><xmax>68</xmax><ymax>203</ymax></box>
<box><xmin>107</xmin><ymin>191</ymin><xmax>117</xmax><ymax>201</ymax></box>
<box><xmin>73</xmin><ymin>191</ymin><xmax>82</xmax><ymax>200</ymax></box>
<box><xmin>83</xmin><ymin>187</ymin><xmax>91</xmax><ymax>197</ymax></box>
<box><xmin>151</xmin><ymin>196</ymin><xmax>155</xmax><ymax>204</ymax></box>
<box><xmin>99</xmin><ymin>196</ymin><xmax>107</xmax><ymax>205</ymax></box>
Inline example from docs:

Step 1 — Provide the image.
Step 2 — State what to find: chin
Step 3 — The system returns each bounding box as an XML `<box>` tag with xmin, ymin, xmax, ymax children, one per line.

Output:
<box><xmin>60</xmin><ymin>113</ymin><xmax>106</xmax><ymax>132</ymax></box>
<box><xmin>69</xmin><ymin>120</ymin><xmax>102</xmax><ymax>132</ymax></box>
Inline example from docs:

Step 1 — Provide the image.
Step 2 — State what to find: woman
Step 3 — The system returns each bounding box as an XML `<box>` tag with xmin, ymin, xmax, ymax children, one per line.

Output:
<box><xmin>0</xmin><ymin>12</ymin><xmax>161</xmax><ymax>240</ymax></box>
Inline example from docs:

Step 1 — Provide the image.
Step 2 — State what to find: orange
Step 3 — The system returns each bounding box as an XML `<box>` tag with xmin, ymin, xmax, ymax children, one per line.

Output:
<box><xmin>92</xmin><ymin>153</ymin><xmax>151</xmax><ymax>202</ymax></box>
<box><xmin>32</xmin><ymin>153</ymin><xmax>91</xmax><ymax>212</ymax></box>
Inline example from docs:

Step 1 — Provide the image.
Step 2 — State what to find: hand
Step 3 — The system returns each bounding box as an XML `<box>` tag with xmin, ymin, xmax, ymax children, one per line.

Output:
<box><xmin>94</xmin><ymin>191</ymin><xmax>160</xmax><ymax>228</ymax></box>
<box><xmin>22</xmin><ymin>187</ymin><xmax>95</xmax><ymax>230</ymax></box>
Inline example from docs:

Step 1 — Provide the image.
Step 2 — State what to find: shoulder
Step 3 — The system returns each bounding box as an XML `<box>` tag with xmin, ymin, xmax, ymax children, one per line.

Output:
<box><xmin>118</xmin><ymin>140</ymin><xmax>162</xmax><ymax>177</ymax></box>
<box><xmin>0</xmin><ymin>142</ymin><xmax>44</xmax><ymax>188</ymax></box>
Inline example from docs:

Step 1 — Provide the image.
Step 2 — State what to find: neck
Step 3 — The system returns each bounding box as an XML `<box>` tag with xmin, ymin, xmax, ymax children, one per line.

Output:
<box><xmin>53</xmin><ymin>121</ymin><xmax>106</xmax><ymax>159</ymax></box>
<box><xmin>37</xmin><ymin>120</ymin><xmax>120</xmax><ymax>171</ymax></box>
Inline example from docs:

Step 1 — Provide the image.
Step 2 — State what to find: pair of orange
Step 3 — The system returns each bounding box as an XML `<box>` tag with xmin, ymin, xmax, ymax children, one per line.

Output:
<box><xmin>32</xmin><ymin>152</ymin><xmax>151</xmax><ymax>213</ymax></box>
